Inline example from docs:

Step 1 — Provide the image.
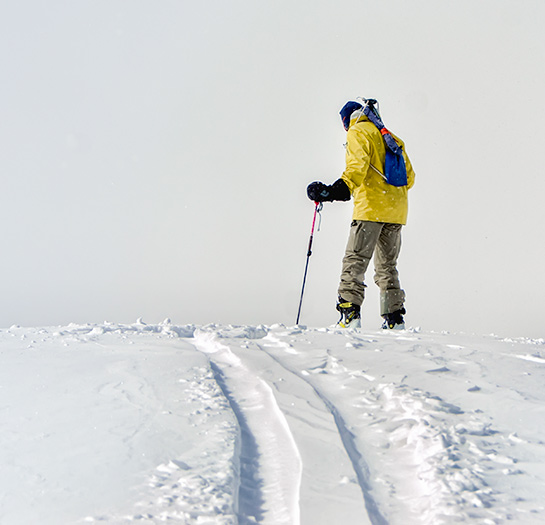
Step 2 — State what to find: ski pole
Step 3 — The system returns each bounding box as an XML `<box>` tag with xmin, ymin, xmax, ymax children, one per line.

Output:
<box><xmin>296</xmin><ymin>201</ymin><xmax>323</xmax><ymax>325</ymax></box>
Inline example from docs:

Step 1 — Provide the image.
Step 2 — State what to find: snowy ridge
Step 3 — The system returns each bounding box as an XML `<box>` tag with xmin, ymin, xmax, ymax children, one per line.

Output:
<box><xmin>1</xmin><ymin>321</ymin><xmax>545</xmax><ymax>524</ymax></box>
<box><xmin>53</xmin><ymin>317</ymin><xmax>197</xmax><ymax>339</ymax></box>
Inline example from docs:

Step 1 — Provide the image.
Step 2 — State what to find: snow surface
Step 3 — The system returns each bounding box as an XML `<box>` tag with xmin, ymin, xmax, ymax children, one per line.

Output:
<box><xmin>1</xmin><ymin>320</ymin><xmax>545</xmax><ymax>524</ymax></box>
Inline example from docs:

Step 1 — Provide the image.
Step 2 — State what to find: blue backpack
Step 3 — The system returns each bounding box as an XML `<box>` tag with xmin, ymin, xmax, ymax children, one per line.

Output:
<box><xmin>340</xmin><ymin>100</ymin><xmax>408</xmax><ymax>187</ymax></box>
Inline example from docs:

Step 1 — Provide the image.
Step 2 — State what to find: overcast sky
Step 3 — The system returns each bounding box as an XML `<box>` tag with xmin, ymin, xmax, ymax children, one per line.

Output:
<box><xmin>1</xmin><ymin>0</ymin><xmax>544</xmax><ymax>338</ymax></box>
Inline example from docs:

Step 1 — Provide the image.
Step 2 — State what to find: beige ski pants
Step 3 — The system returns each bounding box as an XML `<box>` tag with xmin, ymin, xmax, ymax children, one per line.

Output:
<box><xmin>338</xmin><ymin>220</ymin><xmax>406</xmax><ymax>315</ymax></box>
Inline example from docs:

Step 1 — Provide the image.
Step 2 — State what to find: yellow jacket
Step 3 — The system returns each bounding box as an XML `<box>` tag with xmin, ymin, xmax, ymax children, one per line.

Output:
<box><xmin>341</xmin><ymin>114</ymin><xmax>415</xmax><ymax>225</ymax></box>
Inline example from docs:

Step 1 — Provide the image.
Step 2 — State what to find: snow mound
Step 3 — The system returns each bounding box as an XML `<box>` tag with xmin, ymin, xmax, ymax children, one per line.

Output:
<box><xmin>1</xmin><ymin>322</ymin><xmax>544</xmax><ymax>524</ymax></box>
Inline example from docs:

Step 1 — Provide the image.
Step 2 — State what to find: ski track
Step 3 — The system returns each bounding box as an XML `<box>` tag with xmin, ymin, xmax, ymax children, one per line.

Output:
<box><xmin>256</xmin><ymin>341</ymin><xmax>387</xmax><ymax>525</ymax></box>
<box><xmin>193</xmin><ymin>328</ymin><xmax>303</xmax><ymax>525</ymax></box>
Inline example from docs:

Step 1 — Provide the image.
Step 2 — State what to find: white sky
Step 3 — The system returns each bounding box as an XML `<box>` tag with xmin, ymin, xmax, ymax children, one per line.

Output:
<box><xmin>1</xmin><ymin>0</ymin><xmax>544</xmax><ymax>338</ymax></box>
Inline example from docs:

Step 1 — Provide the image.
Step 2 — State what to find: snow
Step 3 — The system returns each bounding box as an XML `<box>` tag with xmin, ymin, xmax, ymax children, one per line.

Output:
<box><xmin>1</xmin><ymin>321</ymin><xmax>545</xmax><ymax>524</ymax></box>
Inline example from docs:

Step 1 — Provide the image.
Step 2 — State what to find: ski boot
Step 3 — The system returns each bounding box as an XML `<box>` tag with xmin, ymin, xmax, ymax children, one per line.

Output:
<box><xmin>336</xmin><ymin>299</ymin><xmax>361</xmax><ymax>329</ymax></box>
<box><xmin>381</xmin><ymin>308</ymin><xmax>406</xmax><ymax>330</ymax></box>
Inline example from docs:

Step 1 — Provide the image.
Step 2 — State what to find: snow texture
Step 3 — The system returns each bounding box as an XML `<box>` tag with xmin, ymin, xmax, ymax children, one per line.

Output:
<box><xmin>1</xmin><ymin>320</ymin><xmax>545</xmax><ymax>524</ymax></box>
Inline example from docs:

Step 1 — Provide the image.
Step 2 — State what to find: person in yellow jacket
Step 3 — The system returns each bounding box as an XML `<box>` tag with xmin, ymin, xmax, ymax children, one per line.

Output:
<box><xmin>307</xmin><ymin>99</ymin><xmax>415</xmax><ymax>329</ymax></box>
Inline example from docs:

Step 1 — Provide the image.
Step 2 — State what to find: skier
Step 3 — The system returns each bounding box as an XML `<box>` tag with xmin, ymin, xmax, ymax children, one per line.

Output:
<box><xmin>307</xmin><ymin>99</ymin><xmax>415</xmax><ymax>329</ymax></box>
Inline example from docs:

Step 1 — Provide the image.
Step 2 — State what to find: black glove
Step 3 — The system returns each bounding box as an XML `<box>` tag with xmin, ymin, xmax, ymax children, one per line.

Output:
<box><xmin>307</xmin><ymin>178</ymin><xmax>350</xmax><ymax>202</ymax></box>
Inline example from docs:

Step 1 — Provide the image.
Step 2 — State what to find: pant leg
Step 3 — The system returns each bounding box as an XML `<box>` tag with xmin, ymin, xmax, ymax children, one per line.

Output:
<box><xmin>338</xmin><ymin>221</ymin><xmax>383</xmax><ymax>306</ymax></box>
<box><xmin>373</xmin><ymin>223</ymin><xmax>405</xmax><ymax>315</ymax></box>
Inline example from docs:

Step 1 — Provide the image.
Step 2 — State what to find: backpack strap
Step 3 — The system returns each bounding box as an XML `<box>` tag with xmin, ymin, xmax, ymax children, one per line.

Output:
<box><xmin>369</xmin><ymin>162</ymin><xmax>387</xmax><ymax>181</ymax></box>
